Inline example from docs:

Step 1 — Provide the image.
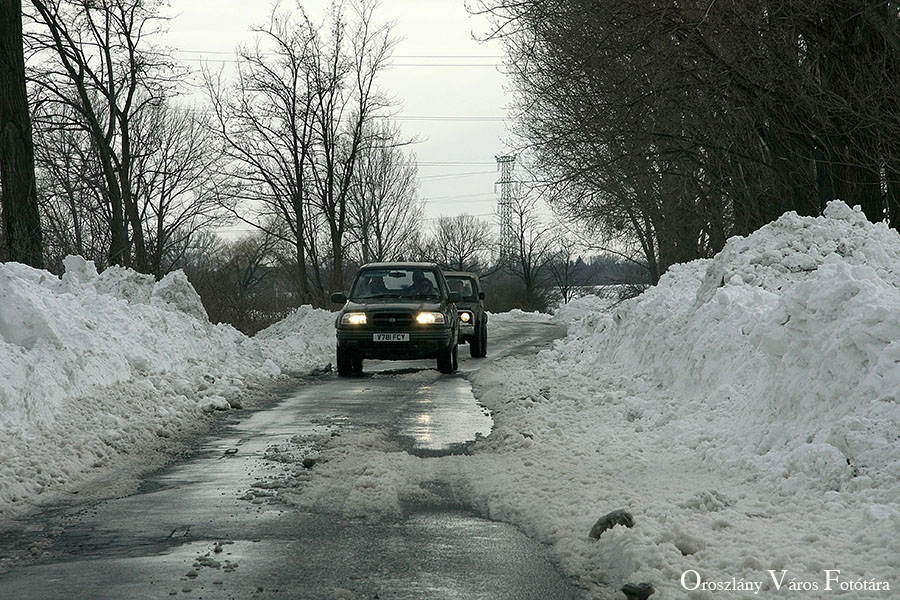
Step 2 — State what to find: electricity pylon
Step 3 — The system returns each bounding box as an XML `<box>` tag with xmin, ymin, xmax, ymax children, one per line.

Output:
<box><xmin>495</xmin><ymin>155</ymin><xmax>516</xmax><ymax>261</ymax></box>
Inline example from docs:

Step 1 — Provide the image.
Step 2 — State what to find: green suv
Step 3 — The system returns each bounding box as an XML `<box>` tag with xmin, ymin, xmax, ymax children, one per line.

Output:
<box><xmin>443</xmin><ymin>271</ymin><xmax>487</xmax><ymax>358</ymax></box>
<box><xmin>331</xmin><ymin>263</ymin><xmax>461</xmax><ymax>376</ymax></box>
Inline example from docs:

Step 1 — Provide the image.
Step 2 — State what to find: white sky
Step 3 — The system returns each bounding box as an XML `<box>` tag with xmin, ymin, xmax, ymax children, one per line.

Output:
<box><xmin>160</xmin><ymin>0</ymin><xmax>516</xmax><ymax>229</ymax></box>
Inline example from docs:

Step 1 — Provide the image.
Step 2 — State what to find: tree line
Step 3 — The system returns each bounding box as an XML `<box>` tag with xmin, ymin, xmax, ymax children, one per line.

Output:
<box><xmin>474</xmin><ymin>0</ymin><xmax>900</xmax><ymax>282</ymax></box>
<box><xmin>0</xmin><ymin>0</ymin><xmax>647</xmax><ymax>330</ymax></box>
<box><xmin>0</xmin><ymin>0</ymin><xmax>429</xmax><ymax>296</ymax></box>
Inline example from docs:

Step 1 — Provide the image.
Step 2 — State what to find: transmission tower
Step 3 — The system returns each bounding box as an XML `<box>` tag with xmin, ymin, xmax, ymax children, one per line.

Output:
<box><xmin>496</xmin><ymin>155</ymin><xmax>516</xmax><ymax>261</ymax></box>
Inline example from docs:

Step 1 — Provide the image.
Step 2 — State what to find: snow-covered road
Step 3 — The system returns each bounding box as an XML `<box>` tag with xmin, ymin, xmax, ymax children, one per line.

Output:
<box><xmin>0</xmin><ymin>318</ymin><xmax>584</xmax><ymax>600</ymax></box>
<box><xmin>3</xmin><ymin>200</ymin><xmax>900</xmax><ymax>598</ymax></box>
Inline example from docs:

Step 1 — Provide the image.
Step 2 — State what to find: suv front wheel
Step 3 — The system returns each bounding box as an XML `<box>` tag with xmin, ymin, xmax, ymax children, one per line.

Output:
<box><xmin>469</xmin><ymin>321</ymin><xmax>487</xmax><ymax>358</ymax></box>
<box><xmin>336</xmin><ymin>347</ymin><xmax>354</xmax><ymax>377</ymax></box>
<box><xmin>437</xmin><ymin>342</ymin><xmax>458</xmax><ymax>374</ymax></box>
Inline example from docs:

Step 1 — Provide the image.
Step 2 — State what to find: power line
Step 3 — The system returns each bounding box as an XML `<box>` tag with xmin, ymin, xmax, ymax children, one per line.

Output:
<box><xmin>425</xmin><ymin>212</ymin><xmax>494</xmax><ymax>221</ymax></box>
<box><xmin>422</xmin><ymin>191</ymin><xmax>496</xmax><ymax>201</ymax></box>
<box><xmin>171</xmin><ymin>49</ymin><xmax>502</xmax><ymax>59</ymax></box>
<box><xmin>394</xmin><ymin>116</ymin><xmax>506</xmax><ymax>122</ymax></box>
<box><xmin>422</xmin><ymin>197</ymin><xmax>498</xmax><ymax>205</ymax></box>
<box><xmin>417</xmin><ymin>161</ymin><xmax>496</xmax><ymax>166</ymax></box>
<box><xmin>385</xmin><ymin>63</ymin><xmax>501</xmax><ymax>68</ymax></box>
<box><xmin>418</xmin><ymin>170</ymin><xmax>496</xmax><ymax>181</ymax></box>
<box><xmin>172</xmin><ymin>56</ymin><xmax>500</xmax><ymax>67</ymax></box>
<box><xmin>188</xmin><ymin>108</ymin><xmax>506</xmax><ymax>123</ymax></box>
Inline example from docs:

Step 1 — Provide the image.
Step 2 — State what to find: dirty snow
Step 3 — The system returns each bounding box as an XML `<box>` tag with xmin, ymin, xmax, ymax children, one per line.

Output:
<box><xmin>1</xmin><ymin>200</ymin><xmax>899</xmax><ymax>598</ymax></box>
<box><xmin>0</xmin><ymin>256</ymin><xmax>333</xmax><ymax>516</ymax></box>
<box><xmin>485</xmin><ymin>202</ymin><xmax>900</xmax><ymax>597</ymax></box>
<box><xmin>235</xmin><ymin>201</ymin><xmax>899</xmax><ymax>598</ymax></box>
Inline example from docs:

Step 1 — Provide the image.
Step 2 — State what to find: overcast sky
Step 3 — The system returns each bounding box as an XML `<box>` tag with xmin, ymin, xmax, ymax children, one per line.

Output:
<box><xmin>160</xmin><ymin>0</ymin><xmax>515</xmax><ymax>230</ymax></box>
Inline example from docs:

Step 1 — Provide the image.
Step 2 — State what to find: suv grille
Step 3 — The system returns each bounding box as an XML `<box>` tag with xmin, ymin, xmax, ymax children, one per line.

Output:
<box><xmin>372</xmin><ymin>312</ymin><xmax>415</xmax><ymax>329</ymax></box>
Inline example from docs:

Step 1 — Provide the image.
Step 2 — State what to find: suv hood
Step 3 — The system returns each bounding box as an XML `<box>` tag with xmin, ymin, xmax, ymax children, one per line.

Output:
<box><xmin>343</xmin><ymin>299</ymin><xmax>444</xmax><ymax>312</ymax></box>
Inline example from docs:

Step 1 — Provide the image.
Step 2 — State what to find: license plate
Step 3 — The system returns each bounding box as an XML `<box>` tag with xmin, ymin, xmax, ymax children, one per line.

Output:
<box><xmin>373</xmin><ymin>333</ymin><xmax>409</xmax><ymax>342</ymax></box>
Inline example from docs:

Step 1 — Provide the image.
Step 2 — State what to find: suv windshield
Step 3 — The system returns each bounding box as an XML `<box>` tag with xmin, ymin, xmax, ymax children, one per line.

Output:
<box><xmin>350</xmin><ymin>268</ymin><xmax>441</xmax><ymax>300</ymax></box>
<box><xmin>446</xmin><ymin>277</ymin><xmax>477</xmax><ymax>301</ymax></box>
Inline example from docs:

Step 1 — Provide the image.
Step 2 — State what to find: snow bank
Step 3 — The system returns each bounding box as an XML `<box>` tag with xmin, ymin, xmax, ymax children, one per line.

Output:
<box><xmin>0</xmin><ymin>257</ymin><xmax>333</xmax><ymax>516</ymax></box>
<box><xmin>554</xmin><ymin>201</ymin><xmax>900</xmax><ymax>498</ymax></box>
<box><xmin>491</xmin><ymin>200</ymin><xmax>900</xmax><ymax>595</ymax></box>
<box><xmin>434</xmin><ymin>207</ymin><xmax>900</xmax><ymax>598</ymax></box>
<box><xmin>488</xmin><ymin>308</ymin><xmax>552</xmax><ymax>323</ymax></box>
<box><xmin>551</xmin><ymin>292</ymin><xmax>619</xmax><ymax>324</ymax></box>
<box><xmin>254</xmin><ymin>305</ymin><xmax>336</xmax><ymax>373</ymax></box>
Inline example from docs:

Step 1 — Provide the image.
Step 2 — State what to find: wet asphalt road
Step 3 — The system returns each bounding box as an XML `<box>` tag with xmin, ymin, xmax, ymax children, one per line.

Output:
<box><xmin>0</xmin><ymin>319</ymin><xmax>584</xmax><ymax>600</ymax></box>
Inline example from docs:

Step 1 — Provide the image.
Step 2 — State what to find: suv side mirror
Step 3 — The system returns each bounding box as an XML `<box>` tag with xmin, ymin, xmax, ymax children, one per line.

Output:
<box><xmin>331</xmin><ymin>292</ymin><xmax>347</xmax><ymax>304</ymax></box>
<box><xmin>448</xmin><ymin>291</ymin><xmax>462</xmax><ymax>303</ymax></box>
<box><xmin>478</xmin><ymin>291</ymin><xmax>485</xmax><ymax>300</ymax></box>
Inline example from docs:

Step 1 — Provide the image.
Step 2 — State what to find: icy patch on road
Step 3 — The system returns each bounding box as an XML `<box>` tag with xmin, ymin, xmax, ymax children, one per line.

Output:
<box><xmin>247</xmin><ymin>429</ymin><xmax>423</xmax><ymax>522</ymax></box>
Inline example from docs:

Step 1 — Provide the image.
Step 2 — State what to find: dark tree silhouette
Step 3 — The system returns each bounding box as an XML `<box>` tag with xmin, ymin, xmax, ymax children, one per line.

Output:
<box><xmin>0</xmin><ymin>0</ymin><xmax>43</xmax><ymax>267</ymax></box>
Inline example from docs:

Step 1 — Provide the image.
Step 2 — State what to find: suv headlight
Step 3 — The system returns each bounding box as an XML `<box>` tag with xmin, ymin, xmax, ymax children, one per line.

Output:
<box><xmin>459</xmin><ymin>311</ymin><xmax>472</xmax><ymax>323</ymax></box>
<box><xmin>341</xmin><ymin>312</ymin><xmax>367</xmax><ymax>325</ymax></box>
<box><xmin>416</xmin><ymin>311</ymin><xmax>445</xmax><ymax>325</ymax></box>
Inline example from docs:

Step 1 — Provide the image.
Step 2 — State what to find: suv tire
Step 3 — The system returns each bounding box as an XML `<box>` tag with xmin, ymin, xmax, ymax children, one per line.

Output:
<box><xmin>437</xmin><ymin>342</ymin><xmax>458</xmax><ymax>374</ymax></box>
<box><xmin>469</xmin><ymin>326</ymin><xmax>484</xmax><ymax>358</ymax></box>
<box><xmin>336</xmin><ymin>348</ymin><xmax>354</xmax><ymax>377</ymax></box>
<box><xmin>470</xmin><ymin>321</ymin><xmax>487</xmax><ymax>358</ymax></box>
<box><xmin>468</xmin><ymin>331</ymin><xmax>480</xmax><ymax>358</ymax></box>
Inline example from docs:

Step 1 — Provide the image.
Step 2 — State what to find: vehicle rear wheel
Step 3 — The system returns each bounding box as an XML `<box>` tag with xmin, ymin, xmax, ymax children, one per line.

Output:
<box><xmin>336</xmin><ymin>347</ymin><xmax>353</xmax><ymax>377</ymax></box>
<box><xmin>437</xmin><ymin>342</ymin><xmax>458</xmax><ymax>374</ymax></box>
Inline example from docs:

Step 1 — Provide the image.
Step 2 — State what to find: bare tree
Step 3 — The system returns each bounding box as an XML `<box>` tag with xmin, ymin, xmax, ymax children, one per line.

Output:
<box><xmin>204</xmin><ymin>3</ymin><xmax>318</xmax><ymax>301</ymax></box>
<box><xmin>424</xmin><ymin>213</ymin><xmax>493</xmax><ymax>272</ymax></box>
<box><xmin>180</xmin><ymin>231</ymin><xmax>280</xmax><ymax>334</ymax></box>
<box><xmin>546</xmin><ymin>226</ymin><xmax>587</xmax><ymax>305</ymax></box>
<box><xmin>33</xmin><ymin>116</ymin><xmax>111</xmax><ymax>269</ymax></box>
<box><xmin>131</xmin><ymin>104</ymin><xmax>224</xmax><ymax>278</ymax></box>
<box><xmin>504</xmin><ymin>194</ymin><xmax>552</xmax><ymax>310</ymax></box>
<box><xmin>27</xmin><ymin>0</ymin><xmax>181</xmax><ymax>271</ymax></box>
<box><xmin>0</xmin><ymin>0</ymin><xmax>43</xmax><ymax>267</ymax></box>
<box><xmin>347</xmin><ymin>121</ymin><xmax>423</xmax><ymax>263</ymax></box>
<box><xmin>474</xmin><ymin>0</ymin><xmax>900</xmax><ymax>282</ymax></box>
<box><xmin>311</xmin><ymin>0</ymin><xmax>394</xmax><ymax>292</ymax></box>
<box><xmin>206</xmin><ymin>0</ymin><xmax>395</xmax><ymax>303</ymax></box>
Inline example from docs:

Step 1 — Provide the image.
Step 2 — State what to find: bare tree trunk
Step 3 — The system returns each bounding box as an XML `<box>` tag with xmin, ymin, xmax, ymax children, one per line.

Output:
<box><xmin>119</xmin><ymin>121</ymin><xmax>149</xmax><ymax>272</ymax></box>
<box><xmin>0</xmin><ymin>0</ymin><xmax>43</xmax><ymax>267</ymax></box>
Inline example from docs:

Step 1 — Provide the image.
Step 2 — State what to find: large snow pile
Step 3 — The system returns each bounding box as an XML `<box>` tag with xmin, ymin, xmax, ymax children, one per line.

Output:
<box><xmin>254</xmin><ymin>305</ymin><xmax>335</xmax><ymax>372</ymax></box>
<box><xmin>555</xmin><ymin>201</ymin><xmax>900</xmax><ymax>497</ymax></box>
<box><xmin>449</xmin><ymin>201</ymin><xmax>900</xmax><ymax>596</ymax></box>
<box><xmin>0</xmin><ymin>256</ymin><xmax>333</xmax><ymax>517</ymax></box>
<box><xmin>551</xmin><ymin>291</ymin><xmax>620</xmax><ymax>324</ymax></box>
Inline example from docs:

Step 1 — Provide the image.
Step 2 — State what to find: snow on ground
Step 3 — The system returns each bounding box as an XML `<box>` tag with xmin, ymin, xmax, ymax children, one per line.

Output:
<box><xmin>3</xmin><ymin>199</ymin><xmax>899</xmax><ymax>597</ymax></box>
<box><xmin>478</xmin><ymin>202</ymin><xmax>900</xmax><ymax>597</ymax></box>
<box><xmin>488</xmin><ymin>308</ymin><xmax>552</xmax><ymax>323</ymax></box>
<box><xmin>244</xmin><ymin>201</ymin><xmax>899</xmax><ymax>598</ymax></box>
<box><xmin>0</xmin><ymin>255</ymin><xmax>334</xmax><ymax>518</ymax></box>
